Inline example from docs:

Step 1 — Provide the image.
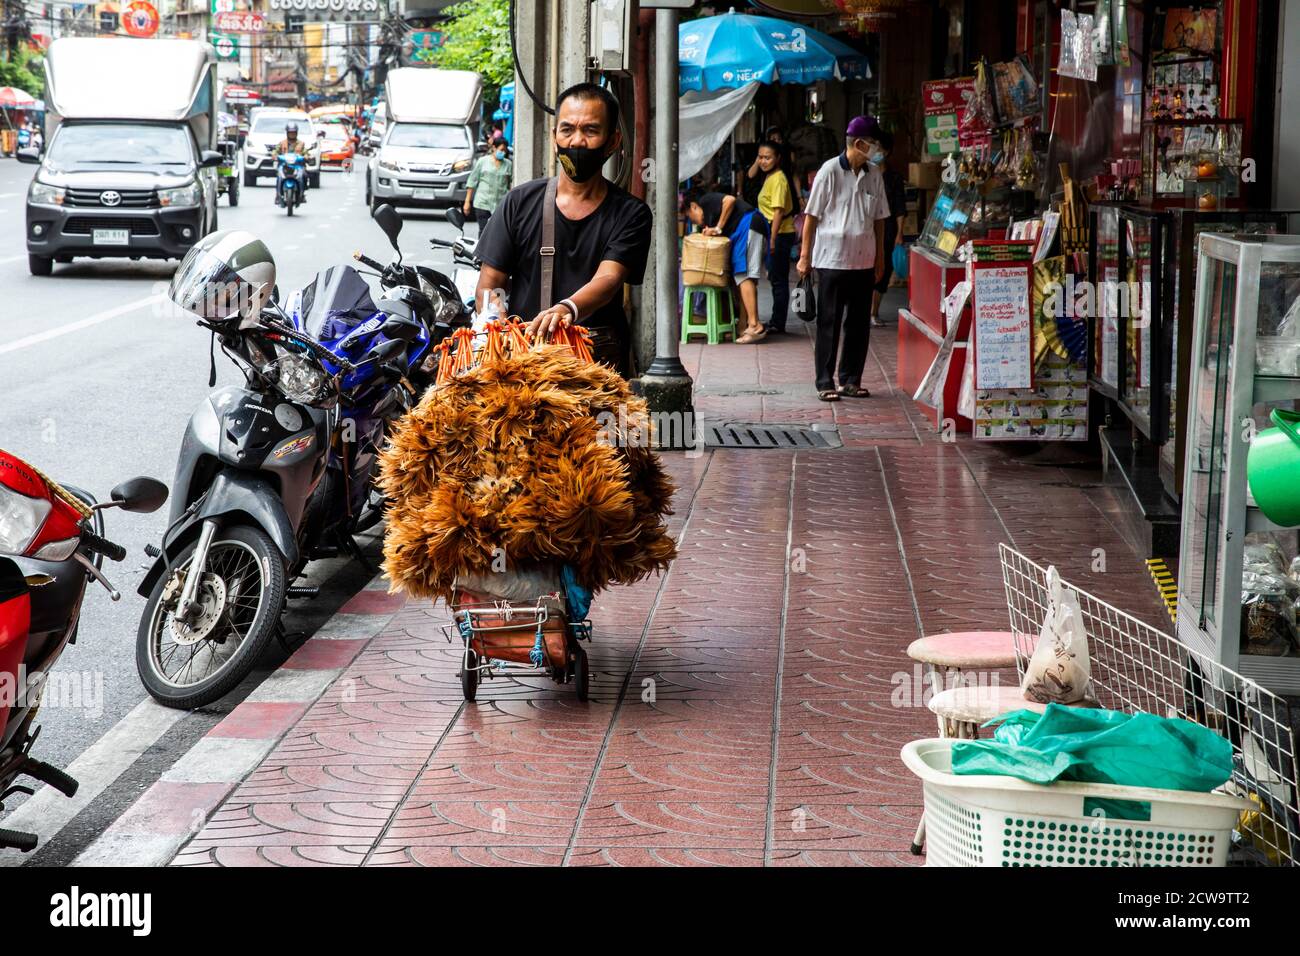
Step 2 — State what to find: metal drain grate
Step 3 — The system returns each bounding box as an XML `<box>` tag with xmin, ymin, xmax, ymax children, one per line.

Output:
<box><xmin>703</xmin><ymin>422</ymin><xmax>842</xmax><ymax>449</ymax></box>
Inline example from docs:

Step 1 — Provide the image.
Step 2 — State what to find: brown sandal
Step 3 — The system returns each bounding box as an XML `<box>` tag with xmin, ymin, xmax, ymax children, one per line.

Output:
<box><xmin>818</xmin><ymin>389</ymin><xmax>840</xmax><ymax>402</ymax></box>
<box><xmin>838</xmin><ymin>385</ymin><xmax>870</xmax><ymax>398</ymax></box>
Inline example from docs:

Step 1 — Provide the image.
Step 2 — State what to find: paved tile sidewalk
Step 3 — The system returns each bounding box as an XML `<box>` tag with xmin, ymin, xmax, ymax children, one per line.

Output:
<box><xmin>97</xmin><ymin>302</ymin><xmax>1168</xmax><ymax>867</ymax></box>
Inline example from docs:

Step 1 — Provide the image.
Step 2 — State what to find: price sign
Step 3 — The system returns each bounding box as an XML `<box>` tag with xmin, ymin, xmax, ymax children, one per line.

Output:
<box><xmin>972</xmin><ymin>263</ymin><xmax>1033</xmax><ymax>389</ymax></box>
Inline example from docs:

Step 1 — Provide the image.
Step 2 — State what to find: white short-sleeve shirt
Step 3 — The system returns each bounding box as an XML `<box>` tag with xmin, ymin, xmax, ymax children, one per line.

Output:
<box><xmin>804</xmin><ymin>152</ymin><xmax>892</xmax><ymax>271</ymax></box>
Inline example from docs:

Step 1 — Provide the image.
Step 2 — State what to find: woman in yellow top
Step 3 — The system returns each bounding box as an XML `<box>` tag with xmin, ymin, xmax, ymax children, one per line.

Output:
<box><xmin>746</xmin><ymin>141</ymin><xmax>797</xmax><ymax>342</ymax></box>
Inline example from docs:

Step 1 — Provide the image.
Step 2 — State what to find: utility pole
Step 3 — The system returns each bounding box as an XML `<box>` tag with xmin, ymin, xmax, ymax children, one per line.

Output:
<box><xmin>511</xmin><ymin>0</ymin><xmax>588</xmax><ymax>183</ymax></box>
<box><xmin>638</xmin><ymin>6</ymin><xmax>693</xmax><ymax>442</ymax></box>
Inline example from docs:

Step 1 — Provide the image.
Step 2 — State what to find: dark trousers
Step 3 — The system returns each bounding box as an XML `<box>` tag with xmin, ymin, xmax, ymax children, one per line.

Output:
<box><xmin>815</xmin><ymin>267</ymin><xmax>874</xmax><ymax>391</ymax></box>
<box><xmin>766</xmin><ymin>231</ymin><xmax>797</xmax><ymax>331</ymax></box>
<box><xmin>473</xmin><ymin>207</ymin><xmax>492</xmax><ymax>230</ymax></box>
<box><xmin>589</xmin><ymin>325</ymin><xmax>631</xmax><ymax>378</ymax></box>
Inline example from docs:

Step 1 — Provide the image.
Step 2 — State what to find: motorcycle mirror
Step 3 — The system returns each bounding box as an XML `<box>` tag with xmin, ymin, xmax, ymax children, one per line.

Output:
<box><xmin>445</xmin><ymin>206</ymin><xmax>466</xmax><ymax>231</ymax></box>
<box><xmin>372</xmin><ymin>203</ymin><xmax>403</xmax><ymax>252</ymax></box>
<box><xmin>199</xmin><ymin>150</ymin><xmax>224</xmax><ymax>168</ymax></box>
<box><xmin>380</xmin><ymin>315</ymin><xmax>422</xmax><ymax>342</ymax></box>
<box><xmin>110</xmin><ymin>477</ymin><xmax>169</xmax><ymax>514</ymax></box>
<box><xmin>364</xmin><ymin>338</ymin><xmax>406</xmax><ymax>366</ymax></box>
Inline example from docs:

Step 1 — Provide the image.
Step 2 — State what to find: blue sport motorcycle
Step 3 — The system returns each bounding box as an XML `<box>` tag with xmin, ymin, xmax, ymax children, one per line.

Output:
<box><xmin>135</xmin><ymin>207</ymin><xmax>462</xmax><ymax>708</ymax></box>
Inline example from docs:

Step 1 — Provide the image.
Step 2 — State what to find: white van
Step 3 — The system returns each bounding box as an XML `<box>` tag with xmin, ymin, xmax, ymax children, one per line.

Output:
<box><xmin>366</xmin><ymin>69</ymin><xmax>483</xmax><ymax>214</ymax></box>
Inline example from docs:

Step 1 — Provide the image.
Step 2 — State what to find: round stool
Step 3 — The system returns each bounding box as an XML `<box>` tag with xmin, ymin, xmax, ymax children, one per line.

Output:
<box><xmin>905</xmin><ymin>630</ymin><xmax>1020</xmax><ymax>856</ymax></box>
<box><xmin>926</xmin><ymin>684</ymin><xmax>1046</xmax><ymax>739</ymax></box>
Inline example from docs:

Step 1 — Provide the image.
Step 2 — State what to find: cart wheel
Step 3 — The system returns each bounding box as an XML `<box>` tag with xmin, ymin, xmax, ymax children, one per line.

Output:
<box><xmin>572</xmin><ymin>646</ymin><xmax>589</xmax><ymax>702</ymax></box>
<box><xmin>461</xmin><ymin>648</ymin><xmax>478</xmax><ymax>702</ymax></box>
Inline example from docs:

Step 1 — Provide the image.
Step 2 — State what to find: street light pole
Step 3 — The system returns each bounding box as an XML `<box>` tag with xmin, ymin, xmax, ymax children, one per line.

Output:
<box><xmin>640</xmin><ymin>6</ymin><xmax>694</xmax><ymax>447</ymax></box>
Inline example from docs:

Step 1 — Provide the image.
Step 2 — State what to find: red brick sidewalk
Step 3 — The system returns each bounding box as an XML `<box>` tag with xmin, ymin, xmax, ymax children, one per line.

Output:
<box><xmin>142</xmin><ymin>317</ymin><xmax>1168</xmax><ymax>867</ymax></box>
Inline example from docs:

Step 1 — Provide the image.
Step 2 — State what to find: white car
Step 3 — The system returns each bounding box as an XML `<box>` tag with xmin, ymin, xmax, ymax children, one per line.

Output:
<box><xmin>242</xmin><ymin>109</ymin><xmax>322</xmax><ymax>188</ymax></box>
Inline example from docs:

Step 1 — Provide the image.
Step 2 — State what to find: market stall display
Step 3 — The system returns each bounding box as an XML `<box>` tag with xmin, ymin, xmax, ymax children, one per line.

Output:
<box><xmin>957</xmin><ymin>240</ymin><xmax>1090</xmax><ymax>442</ymax></box>
<box><xmin>1179</xmin><ymin>234</ymin><xmax>1300</xmax><ymax>691</ymax></box>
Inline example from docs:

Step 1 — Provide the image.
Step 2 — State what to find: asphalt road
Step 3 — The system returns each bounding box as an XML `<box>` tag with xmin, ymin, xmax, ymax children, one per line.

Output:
<box><xmin>0</xmin><ymin>156</ymin><xmax>469</xmax><ymax>828</ymax></box>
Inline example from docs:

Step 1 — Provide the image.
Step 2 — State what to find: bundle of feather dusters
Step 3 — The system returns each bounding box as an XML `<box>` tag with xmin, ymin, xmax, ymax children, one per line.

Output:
<box><xmin>377</xmin><ymin>344</ymin><xmax>678</xmax><ymax>602</ymax></box>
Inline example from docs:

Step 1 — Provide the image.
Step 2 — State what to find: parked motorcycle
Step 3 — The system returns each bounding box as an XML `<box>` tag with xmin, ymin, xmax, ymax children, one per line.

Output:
<box><xmin>358</xmin><ymin>203</ymin><xmax>471</xmax><ymax>384</ymax></box>
<box><xmin>276</xmin><ymin>152</ymin><xmax>307</xmax><ymax>215</ymax></box>
<box><xmin>0</xmin><ymin>450</ymin><xmax>167</xmax><ymax>852</ymax></box>
<box><xmin>434</xmin><ymin>206</ymin><xmax>481</xmax><ymax>315</ymax></box>
<box><xmin>135</xmin><ymin>229</ymin><xmax>438</xmax><ymax>709</ymax></box>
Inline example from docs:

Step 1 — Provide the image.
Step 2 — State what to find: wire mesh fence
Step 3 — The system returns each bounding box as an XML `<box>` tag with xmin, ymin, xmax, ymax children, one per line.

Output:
<box><xmin>999</xmin><ymin>543</ymin><xmax>1300</xmax><ymax>866</ymax></box>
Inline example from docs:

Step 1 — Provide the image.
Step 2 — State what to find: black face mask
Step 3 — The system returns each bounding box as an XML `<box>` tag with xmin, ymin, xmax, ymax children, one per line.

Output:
<box><xmin>556</xmin><ymin>143</ymin><xmax>609</xmax><ymax>183</ymax></box>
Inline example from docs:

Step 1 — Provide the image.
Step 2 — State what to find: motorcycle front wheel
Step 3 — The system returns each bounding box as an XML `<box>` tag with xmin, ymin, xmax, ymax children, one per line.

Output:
<box><xmin>136</xmin><ymin>524</ymin><xmax>287</xmax><ymax>709</ymax></box>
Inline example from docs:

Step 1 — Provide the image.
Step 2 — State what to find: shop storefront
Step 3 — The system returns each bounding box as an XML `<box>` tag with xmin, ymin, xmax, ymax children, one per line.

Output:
<box><xmin>897</xmin><ymin>1</ymin><xmax>1293</xmax><ymax>563</ymax></box>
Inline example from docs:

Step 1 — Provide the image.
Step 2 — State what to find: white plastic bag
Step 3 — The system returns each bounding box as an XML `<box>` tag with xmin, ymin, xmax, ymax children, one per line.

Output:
<box><xmin>1021</xmin><ymin>566</ymin><xmax>1096</xmax><ymax>704</ymax></box>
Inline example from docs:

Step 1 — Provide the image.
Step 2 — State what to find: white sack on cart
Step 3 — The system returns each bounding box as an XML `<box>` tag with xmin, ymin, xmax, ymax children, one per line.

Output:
<box><xmin>1021</xmin><ymin>565</ymin><xmax>1096</xmax><ymax>705</ymax></box>
<box><xmin>679</xmin><ymin>83</ymin><xmax>760</xmax><ymax>182</ymax></box>
<box><xmin>455</xmin><ymin>564</ymin><xmax>563</xmax><ymax>604</ymax></box>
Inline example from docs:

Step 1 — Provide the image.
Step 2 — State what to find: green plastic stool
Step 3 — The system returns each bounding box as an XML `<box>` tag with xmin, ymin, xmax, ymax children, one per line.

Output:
<box><xmin>680</xmin><ymin>284</ymin><xmax>737</xmax><ymax>344</ymax></box>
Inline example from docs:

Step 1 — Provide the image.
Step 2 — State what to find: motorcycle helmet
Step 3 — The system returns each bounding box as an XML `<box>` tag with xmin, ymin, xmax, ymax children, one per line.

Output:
<box><xmin>170</xmin><ymin>230</ymin><xmax>276</xmax><ymax>327</ymax></box>
<box><xmin>285</xmin><ymin>123</ymin><xmax>298</xmax><ymax>137</ymax></box>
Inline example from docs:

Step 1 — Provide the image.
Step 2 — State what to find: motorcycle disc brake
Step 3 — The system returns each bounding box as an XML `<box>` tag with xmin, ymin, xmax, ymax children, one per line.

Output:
<box><xmin>168</xmin><ymin>573</ymin><xmax>229</xmax><ymax>647</ymax></box>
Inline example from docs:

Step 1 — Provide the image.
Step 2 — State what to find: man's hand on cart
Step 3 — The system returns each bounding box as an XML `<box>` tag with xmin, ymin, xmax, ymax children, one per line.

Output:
<box><xmin>525</xmin><ymin>305</ymin><xmax>573</xmax><ymax>340</ymax></box>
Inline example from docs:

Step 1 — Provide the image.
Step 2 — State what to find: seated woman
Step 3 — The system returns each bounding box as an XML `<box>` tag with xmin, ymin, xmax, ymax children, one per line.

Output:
<box><xmin>682</xmin><ymin>186</ymin><xmax>763</xmax><ymax>342</ymax></box>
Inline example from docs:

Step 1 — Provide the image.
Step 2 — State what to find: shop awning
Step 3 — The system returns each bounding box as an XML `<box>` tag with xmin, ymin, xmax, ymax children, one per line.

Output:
<box><xmin>678</xmin><ymin>10</ymin><xmax>870</xmax><ymax>95</ymax></box>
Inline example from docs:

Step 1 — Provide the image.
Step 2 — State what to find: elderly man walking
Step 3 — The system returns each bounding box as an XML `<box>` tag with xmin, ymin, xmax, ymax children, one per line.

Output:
<box><xmin>797</xmin><ymin>115</ymin><xmax>893</xmax><ymax>402</ymax></box>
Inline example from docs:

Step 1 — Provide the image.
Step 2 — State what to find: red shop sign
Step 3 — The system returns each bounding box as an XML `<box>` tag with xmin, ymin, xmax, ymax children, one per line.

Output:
<box><xmin>214</xmin><ymin>11</ymin><xmax>265</xmax><ymax>32</ymax></box>
<box><xmin>122</xmin><ymin>0</ymin><xmax>160</xmax><ymax>38</ymax></box>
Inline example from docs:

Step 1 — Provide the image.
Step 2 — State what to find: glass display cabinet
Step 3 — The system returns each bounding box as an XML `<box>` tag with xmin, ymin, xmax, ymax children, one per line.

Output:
<box><xmin>1161</xmin><ymin>210</ymin><xmax>1295</xmax><ymax>499</ymax></box>
<box><xmin>1178</xmin><ymin>234</ymin><xmax>1300</xmax><ymax>693</ymax></box>
<box><xmin>1141</xmin><ymin>119</ymin><xmax>1244</xmax><ymax>208</ymax></box>
<box><xmin>1117</xmin><ymin>208</ymin><xmax>1167</xmax><ymax>440</ymax></box>
<box><xmin>1088</xmin><ymin>204</ymin><xmax>1123</xmax><ymax>398</ymax></box>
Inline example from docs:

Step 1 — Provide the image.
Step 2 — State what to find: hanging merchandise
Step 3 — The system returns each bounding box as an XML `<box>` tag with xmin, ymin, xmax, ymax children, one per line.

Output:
<box><xmin>1059</xmin><ymin>11</ymin><xmax>1098</xmax><ymax>82</ymax></box>
<box><xmin>992</xmin><ymin>55</ymin><xmax>1041</xmax><ymax>124</ymax></box>
<box><xmin>1093</xmin><ymin>0</ymin><xmax>1114</xmax><ymax>66</ymax></box>
<box><xmin>1034</xmin><ymin>256</ymin><xmax>1088</xmax><ymax>367</ymax></box>
<box><xmin>1114</xmin><ymin>0</ymin><xmax>1131</xmax><ymax>66</ymax></box>
<box><xmin>1058</xmin><ymin>10</ymin><xmax>1081</xmax><ymax>79</ymax></box>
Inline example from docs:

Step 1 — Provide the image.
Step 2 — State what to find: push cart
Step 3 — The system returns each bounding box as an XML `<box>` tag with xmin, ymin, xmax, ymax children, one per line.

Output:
<box><xmin>444</xmin><ymin>589</ymin><xmax>592</xmax><ymax>702</ymax></box>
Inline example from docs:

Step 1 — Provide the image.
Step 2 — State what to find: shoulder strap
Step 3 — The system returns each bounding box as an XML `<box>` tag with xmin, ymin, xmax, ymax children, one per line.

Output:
<box><xmin>539</xmin><ymin>176</ymin><xmax>558</xmax><ymax>311</ymax></box>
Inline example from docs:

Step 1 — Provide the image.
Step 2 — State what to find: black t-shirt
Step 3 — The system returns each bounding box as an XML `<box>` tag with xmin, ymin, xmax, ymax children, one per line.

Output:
<box><xmin>698</xmin><ymin>191</ymin><xmax>753</xmax><ymax>232</ymax></box>
<box><xmin>476</xmin><ymin>177</ymin><xmax>653</xmax><ymax>332</ymax></box>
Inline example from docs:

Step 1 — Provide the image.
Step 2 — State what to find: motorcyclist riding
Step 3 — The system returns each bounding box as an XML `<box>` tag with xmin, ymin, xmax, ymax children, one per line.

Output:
<box><xmin>273</xmin><ymin>123</ymin><xmax>309</xmax><ymax>206</ymax></box>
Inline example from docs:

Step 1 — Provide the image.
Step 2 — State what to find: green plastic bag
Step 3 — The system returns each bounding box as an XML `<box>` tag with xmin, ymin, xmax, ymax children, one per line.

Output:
<box><xmin>951</xmin><ymin>703</ymin><xmax>1234</xmax><ymax>793</ymax></box>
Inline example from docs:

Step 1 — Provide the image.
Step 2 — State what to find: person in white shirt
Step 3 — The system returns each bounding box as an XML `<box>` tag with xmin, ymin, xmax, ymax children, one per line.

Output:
<box><xmin>797</xmin><ymin>115</ymin><xmax>892</xmax><ymax>402</ymax></box>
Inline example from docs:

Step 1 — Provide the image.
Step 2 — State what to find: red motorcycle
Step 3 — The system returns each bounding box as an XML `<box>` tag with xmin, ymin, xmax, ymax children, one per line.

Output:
<box><xmin>0</xmin><ymin>450</ymin><xmax>166</xmax><ymax>852</ymax></box>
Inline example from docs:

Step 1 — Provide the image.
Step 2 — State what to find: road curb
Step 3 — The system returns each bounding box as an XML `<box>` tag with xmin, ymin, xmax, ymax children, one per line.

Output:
<box><xmin>70</xmin><ymin>570</ymin><xmax>405</xmax><ymax>868</ymax></box>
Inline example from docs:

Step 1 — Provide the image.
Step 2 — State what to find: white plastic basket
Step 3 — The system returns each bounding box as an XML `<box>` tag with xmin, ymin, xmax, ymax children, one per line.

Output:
<box><xmin>902</xmin><ymin>739</ymin><xmax>1253</xmax><ymax>867</ymax></box>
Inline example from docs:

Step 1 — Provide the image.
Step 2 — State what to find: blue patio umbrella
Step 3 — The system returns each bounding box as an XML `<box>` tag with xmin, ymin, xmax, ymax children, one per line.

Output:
<box><xmin>678</xmin><ymin>10</ymin><xmax>871</xmax><ymax>94</ymax></box>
